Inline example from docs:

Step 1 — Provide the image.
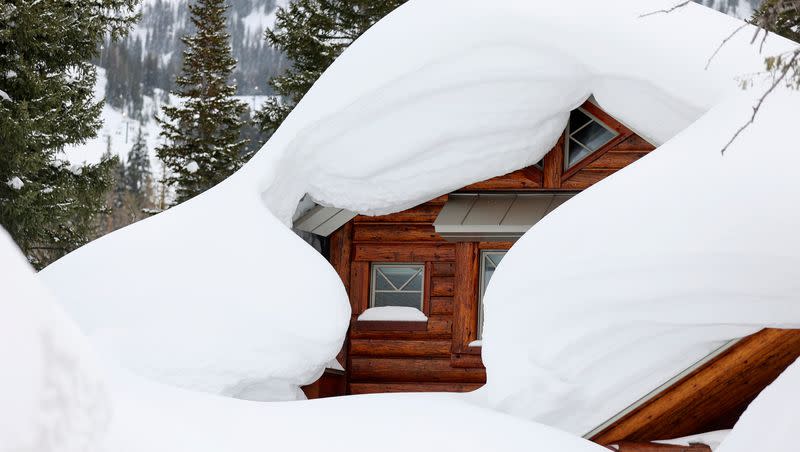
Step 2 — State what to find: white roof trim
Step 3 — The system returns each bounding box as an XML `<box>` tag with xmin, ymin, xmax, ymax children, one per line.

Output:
<box><xmin>293</xmin><ymin>205</ymin><xmax>357</xmax><ymax>237</ymax></box>
<box><xmin>433</xmin><ymin>193</ymin><xmax>575</xmax><ymax>242</ymax></box>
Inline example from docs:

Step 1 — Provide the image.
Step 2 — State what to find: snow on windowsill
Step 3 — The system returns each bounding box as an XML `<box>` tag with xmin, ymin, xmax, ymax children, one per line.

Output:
<box><xmin>469</xmin><ymin>340</ymin><xmax>483</xmax><ymax>348</ymax></box>
<box><xmin>357</xmin><ymin>306</ymin><xmax>428</xmax><ymax>322</ymax></box>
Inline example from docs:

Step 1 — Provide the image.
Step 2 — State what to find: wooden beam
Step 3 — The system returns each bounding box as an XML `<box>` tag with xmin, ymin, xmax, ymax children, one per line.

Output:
<box><xmin>591</xmin><ymin>328</ymin><xmax>800</xmax><ymax>445</ymax></box>
<box><xmin>451</xmin><ymin>242</ymin><xmax>479</xmax><ymax>353</ymax></box>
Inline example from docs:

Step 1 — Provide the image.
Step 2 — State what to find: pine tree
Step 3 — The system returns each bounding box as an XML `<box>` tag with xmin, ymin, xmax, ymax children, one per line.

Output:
<box><xmin>256</xmin><ymin>0</ymin><xmax>407</xmax><ymax>136</ymax></box>
<box><xmin>0</xmin><ymin>0</ymin><xmax>138</xmax><ymax>268</ymax></box>
<box><xmin>156</xmin><ymin>0</ymin><xmax>248</xmax><ymax>204</ymax></box>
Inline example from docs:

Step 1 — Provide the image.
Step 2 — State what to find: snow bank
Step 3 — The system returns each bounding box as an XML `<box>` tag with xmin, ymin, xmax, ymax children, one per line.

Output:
<box><xmin>247</xmin><ymin>0</ymin><xmax>794</xmax><ymax>223</ymax></box>
<box><xmin>105</xmin><ymin>367</ymin><xmax>608</xmax><ymax>452</ymax></box>
<box><xmin>2</xmin><ymin>227</ymin><xmax>607</xmax><ymax>452</ymax></box>
<box><xmin>40</xmin><ymin>0</ymin><xmax>799</xmax><ymax>420</ymax></box>
<box><xmin>0</xmin><ymin>230</ymin><xmax>110</xmax><ymax>452</ymax></box>
<box><xmin>39</xmin><ymin>188</ymin><xmax>351</xmax><ymax>401</ymax></box>
<box><xmin>716</xmin><ymin>358</ymin><xmax>800</xmax><ymax>452</ymax></box>
<box><xmin>479</xmin><ymin>88</ymin><xmax>800</xmax><ymax>434</ymax></box>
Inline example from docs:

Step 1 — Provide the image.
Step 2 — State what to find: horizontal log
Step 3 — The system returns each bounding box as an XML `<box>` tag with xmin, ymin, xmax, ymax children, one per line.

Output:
<box><xmin>612</xmin><ymin>134</ymin><xmax>656</xmax><ymax>152</ymax></box>
<box><xmin>431</xmin><ymin>277</ymin><xmax>454</xmax><ymax>297</ymax></box>
<box><xmin>561</xmin><ymin>169</ymin><xmax>616</xmax><ymax>189</ymax></box>
<box><xmin>350</xmin><ymin>329</ymin><xmax>452</xmax><ymax>340</ymax></box>
<box><xmin>349</xmin><ymin>357</ymin><xmax>487</xmax><ymax>383</ymax></box>
<box><xmin>350</xmin><ymin>339</ymin><xmax>452</xmax><ymax>358</ymax></box>
<box><xmin>353</xmin><ymin>244</ymin><xmax>455</xmax><ymax>262</ymax></box>
<box><xmin>349</xmin><ymin>382</ymin><xmax>484</xmax><ymax>395</ymax></box>
<box><xmin>429</xmin><ymin>297</ymin><xmax>454</xmax><ymax>315</ymax></box>
<box><xmin>451</xmin><ymin>353</ymin><xmax>485</xmax><ymax>369</ymax></box>
<box><xmin>354</xmin><ymin>203</ymin><xmax>443</xmax><ymax>224</ymax></box>
<box><xmin>426</xmin><ymin>317</ymin><xmax>453</xmax><ymax>335</ymax></box>
<box><xmin>586</xmin><ymin>151</ymin><xmax>648</xmax><ymax>170</ymax></box>
<box><xmin>354</xmin><ymin>224</ymin><xmax>444</xmax><ymax>242</ymax></box>
<box><xmin>352</xmin><ymin>320</ymin><xmax>428</xmax><ymax>332</ymax></box>
<box><xmin>462</xmin><ymin>168</ymin><xmax>543</xmax><ymax>190</ymax></box>
<box><xmin>431</xmin><ymin>262</ymin><xmax>455</xmax><ymax>277</ymax></box>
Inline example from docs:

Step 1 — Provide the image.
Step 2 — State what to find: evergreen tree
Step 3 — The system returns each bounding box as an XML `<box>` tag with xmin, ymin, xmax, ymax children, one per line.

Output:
<box><xmin>156</xmin><ymin>0</ymin><xmax>248</xmax><ymax>204</ymax></box>
<box><xmin>126</xmin><ymin>129</ymin><xmax>153</xmax><ymax>196</ymax></box>
<box><xmin>256</xmin><ymin>0</ymin><xmax>407</xmax><ymax>136</ymax></box>
<box><xmin>0</xmin><ymin>0</ymin><xmax>138</xmax><ymax>268</ymax></box>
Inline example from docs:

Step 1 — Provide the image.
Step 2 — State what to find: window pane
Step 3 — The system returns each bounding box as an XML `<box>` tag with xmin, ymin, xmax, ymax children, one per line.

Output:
<box><xmin>374</xmin><ymin>291</ymin><xmax>423</xmax><ymax>309</ymax></box>
<box><xmin>379</xmin><ymin>265</ymin><xmax>419</xmax><ymax>289</ymax></box>
<box><xmin>374</xmin><ymin>270</ymin><xmax>395</xmax><ymax>290</ymax></box>
<box><xmin>568</xmin><ymin>139</ymin><xmax>592</xmax><ymax>167</ymax></box>
<box><xmin>404</xmin><ymin>271</ymin><xmax>423</xmax><ymax>291</ymax></box>
<box><xmin>572</xmin><ymin>120</ymin><xmax>615</xmax><ymax>152</ymax></box>
<box><xmin>371</xmin><ymin>264</ymin><xmax>425</xmax><ymax>310</ymax></box>
<box><xmin>569</xmin><ymin>109</ymin><xmax>592</xmax><ymax>132</ymax></box>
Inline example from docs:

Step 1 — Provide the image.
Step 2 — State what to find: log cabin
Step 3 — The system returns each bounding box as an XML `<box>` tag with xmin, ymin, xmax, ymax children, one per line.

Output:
<box><xmin>294</xmin><ymin>100</ymin><xmax>800</xmax><ymax>449</ymax></box>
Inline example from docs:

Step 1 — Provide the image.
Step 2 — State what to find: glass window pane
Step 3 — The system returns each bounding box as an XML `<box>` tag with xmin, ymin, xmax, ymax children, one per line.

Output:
<box><xmin>380</xmin><ymin>265</ymin><xmax>418</xmax><ymax>289</ymax></box>
<box><xmin>404</xmin><ymin>271</ymin><xmax>423</xmax><ymax>291</ymax></box>
<box><xmin>569</xmin><ymin>109</ymin><xmax>592</xmax><ymax>132</ymax></box>
<box><xmin>572</xmin><ymin>120</ymin><xmax>615</xmax><ymax>152</ymax></box>
<box><xmin>374</xmin><ymin>270</ymin><xmax>395</xmax><ymax>290</ymax></box>
<box><xmin>374</xmin><ymin>291</ymin><xmax>423</xmax><ymax>309</ymax></box>
<box><xmin>568</xmin><ymin>139</ymin><xmax>592</xmax><ymax>167</ymax></box>
<box><xmin>371</xmin><ymin>264</ymin><xmax>425</xmax><ymax>310</ymax></box>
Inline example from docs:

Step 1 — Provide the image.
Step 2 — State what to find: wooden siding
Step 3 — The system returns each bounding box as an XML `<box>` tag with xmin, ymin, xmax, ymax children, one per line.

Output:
<box><xmin>323</xmin><ymin>101</ymin><xmax>657</xmax><ymax>395</ymax></box>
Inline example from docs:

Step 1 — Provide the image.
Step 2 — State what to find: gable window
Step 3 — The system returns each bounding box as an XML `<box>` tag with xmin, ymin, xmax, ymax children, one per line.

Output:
<box><xmin>370</xmin><ymin>263</ymin><xmax>424</xmax><ymax>310</ymax></box>
<box><xmin>564</xmin><ymin>108</ymin><xmax>618</xmax><ymax>169</ymax></box>
<box><xmin>478</xmin><ymin>251</ymin><xmax>507</xmax><ymax>339</ymax></box>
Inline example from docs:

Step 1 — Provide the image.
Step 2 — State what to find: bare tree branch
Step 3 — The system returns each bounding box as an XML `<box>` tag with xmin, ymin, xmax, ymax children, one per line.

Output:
<box><xmin>706</xmin><ymin>23</ymin><xmax>749</xmax><ymax>69</ymax></box>
<box><xmin>639</xmin><ymin>1</ymin><xmax>692</xmax><ymax>18</ymax></box>
<box><xmin>720</xmin><ymin>48</ymin><xmax>800</xmax><ymax>154</ymax></box>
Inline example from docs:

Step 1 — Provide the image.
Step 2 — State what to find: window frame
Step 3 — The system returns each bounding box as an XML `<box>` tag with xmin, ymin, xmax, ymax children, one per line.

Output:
<box><xmin>369</xmin><ymin>262</ymin><xmax>425</xmax><ymax>311</ymax></box>
<box><xmin>563</xmin><ymin>107</ymin><xmax>620</xmax><ymax>170</ymax></box>
<box><xmin>478</xmin><ymin>250</ymin><xmax>507</xmax><ymax>340</ymax></box>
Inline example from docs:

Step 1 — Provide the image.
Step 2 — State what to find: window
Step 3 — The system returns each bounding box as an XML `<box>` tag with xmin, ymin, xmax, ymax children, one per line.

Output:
<box><xmin>564</xmin><ymin>108</ymin><xmax>618</xmax><ymax>169</ymax></box>
<box><xmin>478</xmin><ymin>251</ymin><xmax>507</xmax><ymax>339</ymax></box>
<box><xmin>370</xmin><ymin>263</ymin><xmax>424</xmax><ymax>310</ymax></box>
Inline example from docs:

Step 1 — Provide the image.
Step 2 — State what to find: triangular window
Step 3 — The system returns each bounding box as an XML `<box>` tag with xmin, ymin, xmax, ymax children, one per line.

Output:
<box><xmin>565</xmin><ymin>108</ymin><xmax>618</xmax><ymax>169</ymax></box>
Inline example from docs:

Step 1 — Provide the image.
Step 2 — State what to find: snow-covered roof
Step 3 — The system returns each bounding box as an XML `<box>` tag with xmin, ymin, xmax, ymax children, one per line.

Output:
<box><xmin>37</xmin><ymin>0</ymin><xmax>800</xmax><ymax>442</ymax></box>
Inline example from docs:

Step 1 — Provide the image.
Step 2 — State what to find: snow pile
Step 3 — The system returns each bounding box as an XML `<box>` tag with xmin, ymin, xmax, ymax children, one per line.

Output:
<box><xmin>480</xmin><ymin>88</ymin><xmax>800</xmax><ymax>434</ymax></box>
<box><xmin>716</xmin><ymin>358</ymin><xmax>800</xmax><ymax>452</ymax></box>
<box><xmin>6</xmin><ymin>176</ymin><xmax>23</xmax><ymax>190</ymax></box>
<box><xmin>2</xmin><ymin>227</ymin><xmax>610</xmax><ymax>452</ymax></box>
<box><xmin>0</xmin><ymin>230</ymin><xmax>110</xmax><ymax>452</ymax></box>
<box><xmin>40</xmin><ymin>0</ymin><xmax>799</xmax><ymax>419</ymax></box>
<box><xmin>105</xmin><ymin>368</ymin><xmax>609</xmax><ymax>452</ymax></box>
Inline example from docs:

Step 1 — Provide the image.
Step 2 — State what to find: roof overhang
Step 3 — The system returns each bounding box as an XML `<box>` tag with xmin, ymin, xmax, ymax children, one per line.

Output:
<box><xmin>433</xmin><ymin>193</ymin><xmax>575</xmax><ymax>242</ymax></box>
<box><xmin>293</xmin><ymin>205</ymin><xmax>357</xmax><ymax>237</ymax></box>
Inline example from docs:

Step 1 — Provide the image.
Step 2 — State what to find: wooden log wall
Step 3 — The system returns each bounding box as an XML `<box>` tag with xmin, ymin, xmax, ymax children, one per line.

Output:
<box><xmin>325</xmin><ymin>102</ymin><xmax>655</xmax><ymax>395</ymax></box>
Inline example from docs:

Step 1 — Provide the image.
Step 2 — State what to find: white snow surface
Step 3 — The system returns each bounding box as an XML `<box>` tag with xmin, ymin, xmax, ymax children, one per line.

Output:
<box><xmin>39</xmin><ymin>0</ymin><xmax>800</xmax><ymax>430</ymax></box>
<box><xmin>0</xmin><ymin>227</ymin><xmax>609</xmax><ymax>452</ymax></box>
<box><xmin>655</xmin><ymin>430</ymin><xmax>731</xmax><ymax>450</ymax></box>
<box><xmin>357</xmin><ymin>306</ymin><xmax>428</xmax><ymax>322</ymax></box>
<box><xmin>0</xmin><ymin>231</ymin><xmax>110</xmax><ymax>452</ymax></box>
<box><xmin>715</xmin><ymin>358</ymin><xmax>800</xmax><ymax>452</ymax></box>
<box><xmin>6</xmin><ymin>176</ymin><xmax>23</xmax><ymax>190</ymax></box>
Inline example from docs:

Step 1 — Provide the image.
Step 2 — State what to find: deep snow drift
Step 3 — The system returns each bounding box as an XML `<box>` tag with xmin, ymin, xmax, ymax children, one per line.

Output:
<box><xmin>0</xmin><ymin>231</ymin><xmax>109</xmax><ymax>452</ymax></box>
<box><xmin>39</xmin><ymin>0</ymin><xmax>800</xmax><ymax>434</ymax></box>
<box><xmin>3</xmin><ymin>230</ymin><xmax>608</xmax><ymax>452</ymax></box>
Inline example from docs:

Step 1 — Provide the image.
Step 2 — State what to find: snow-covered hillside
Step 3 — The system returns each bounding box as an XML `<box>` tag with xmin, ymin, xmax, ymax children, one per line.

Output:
<box><xmin>62</xmin><ymin>67</ymin><xmax>273</xmax><ymax>170</ymax></box>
